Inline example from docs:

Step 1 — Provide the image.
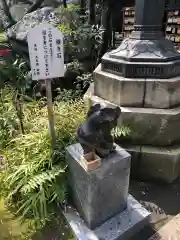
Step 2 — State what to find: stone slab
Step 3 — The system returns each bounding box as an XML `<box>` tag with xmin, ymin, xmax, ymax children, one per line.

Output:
<box><xmin>145</xmin><ymin>77</ymin><xmax>180</xmax><ymax>109</ymax></box>
<box><xmin>84</xmin><ymin>91</ymin><xmax>180</xmax><ymax>146</ymax></box>
<box><xmin>63</xmin><ymin>194</ymin><xmax>151</xmax><ymax>240</ymax></box>
<box><xmin>94</xmin><ymin>64</ymin><xmax>145</xmax><ymax>107</ymax></box>
<box><xmin>66</xmin><ymin>143</ymin><xmax>131</xmax><ymax>229</ymax></box>
<box><xmin>124</xmin><ymin>145</ymin><xmax>180</xmax><ymax>183</ymax></box>
<box><xmin>149</xmin><ymin>214</ymin><xmax>180</xmax><ymax>239</ymax></box>
<box><xmin>94</xmin><ymin>64</ymin><xmax>180</xmax><ymax>109</ymax></box>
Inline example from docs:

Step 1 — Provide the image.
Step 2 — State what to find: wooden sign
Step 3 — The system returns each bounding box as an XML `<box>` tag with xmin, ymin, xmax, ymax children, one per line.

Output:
<box><xmin>27</xmin><ymin>24</ymin><xmax>65</xmax><ymax>148</ymax></box>
<box><xmin>27</xmin><ymin>23</ymin><xmax>64</xmax><ymax>81</ymax></box>
<box><xmin>149</xmin><ymin>214</ymin><xmax>180</xmax><ymax>240</ymax></box>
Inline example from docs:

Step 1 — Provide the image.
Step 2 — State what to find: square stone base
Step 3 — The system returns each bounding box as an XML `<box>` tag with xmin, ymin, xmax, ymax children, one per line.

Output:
<box><xmin>66</xmin><ymin>143</ymin><xmax>131</xmax><ymax>229</ymax></box>
<box><xmin>64</xmin><ymin>194</ymin><xmax>151</xmax><ymax>240</ymax></box>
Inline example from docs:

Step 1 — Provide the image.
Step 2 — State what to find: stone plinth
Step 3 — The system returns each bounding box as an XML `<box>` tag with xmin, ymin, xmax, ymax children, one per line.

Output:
<box><xmin>84</xmin><ymin>0</ymin><xmax>180</xmax><ymax>183</ymax></box>
<box><xmin>94</xmin><ymin>64</ymin><xmax>180</xmax><ymax>109</ymax></box>
<box><xmin>66</xmin><ymin>143</ymin><xmax>131</xmax><ymax>229</ymax></box>
<box><xmin>94</xmin><ymin>64</ymin><xmax>146</xmax><ymax>107</ymax></box>
<box><xmin>120</xmin><ymin>106</ymin><xmax>180</xmax><ymax>146</ymax></box>
<box><xmin>102</xmin><ymin>40</ymin><xmax>180</xmax><ymax>79</ymax></box>
<box><xmin>85</xmin><ymin>91</ymin><xmax>180</xmax><ymax>146</ymax></box>
<box><xmin>84</xmin><ymin>89</ymin><xmax>180</xmax><ymax>183</ymax></box>
<box><xmin>126</xmin><ymin>145</ymin><xmax>180</xmax><ymax>183</ymax></box>
<box><xmin>64</xmin><ymin>195</ymin><xmax>151</xmax><ymax>240</ymax></box>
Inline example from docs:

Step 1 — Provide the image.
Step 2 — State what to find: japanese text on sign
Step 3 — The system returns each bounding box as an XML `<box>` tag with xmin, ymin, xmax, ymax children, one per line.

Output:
<box><xmin>27</xmin><ymin>23</ymin><xmax>64</xmax><ymax>80</ymax></box>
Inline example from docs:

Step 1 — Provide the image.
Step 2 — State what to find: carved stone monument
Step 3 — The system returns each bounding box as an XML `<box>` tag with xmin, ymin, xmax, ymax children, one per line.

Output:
<box><xmin>65</xmin><ymin>104</ymin><xmax>150</xmax><ymax>239</ymax></box>
<box><xmin>85</xmin><ymin>0</ymin><xmax>180</xmax><ymax>183</ymax></box>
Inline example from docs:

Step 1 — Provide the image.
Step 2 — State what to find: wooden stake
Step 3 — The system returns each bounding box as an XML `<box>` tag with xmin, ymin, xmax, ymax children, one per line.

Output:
<box><xmin>45</xmin><ymin>79</ymin><xmax>56</xmax><ymax>149</ymax></box>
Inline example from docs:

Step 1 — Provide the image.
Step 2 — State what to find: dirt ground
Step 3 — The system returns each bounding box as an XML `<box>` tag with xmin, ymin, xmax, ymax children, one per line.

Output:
<box><xmin>129</xmin><ymin>179</ymin><xmax>180</xmax><ymax>239</ymax></box>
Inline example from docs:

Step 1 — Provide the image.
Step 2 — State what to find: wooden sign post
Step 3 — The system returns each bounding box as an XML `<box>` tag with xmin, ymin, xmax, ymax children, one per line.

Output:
<box><xmin>45</xmin><ymin>79</ymin><xmax>56</xmax><ymax>148</ymax></box>
<box><xmin>27</xmin><ymin>23</ymin><xmax>64</xmax><ymax>149</ymax></box>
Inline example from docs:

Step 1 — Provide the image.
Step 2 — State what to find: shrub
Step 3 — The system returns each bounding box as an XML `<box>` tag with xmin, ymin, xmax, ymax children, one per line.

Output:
<box><xmin>0</xmin><ymin>59</ymin><xmax>30</xmax><ymax>94</ymax></box>
<box><xmin>0</xmin><ymin>88</ymin><xmax>86</xmax><ymax>223</ymax></box>
<box><xmin>0</xmin><ymin>87</ymin><xmax>131</xmax><ymax>225</ymax></box>
<box><xmin>0</xmin><ymin>88</ymin><xmax>20</xmax><ymax>148</ymax></box>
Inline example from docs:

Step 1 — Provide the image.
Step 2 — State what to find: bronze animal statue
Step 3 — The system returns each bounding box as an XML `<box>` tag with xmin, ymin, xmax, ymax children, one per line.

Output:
<box><xmin>77</xmin><ymin>103</ymin><xmax>121</xmax><ymax>158</ymax></box>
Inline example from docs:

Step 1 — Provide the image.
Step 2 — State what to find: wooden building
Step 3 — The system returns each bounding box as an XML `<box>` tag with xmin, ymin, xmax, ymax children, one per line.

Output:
<box><xmin>115</xmin><ymin>0</ymin><xmax>180</xmax><ymax>50</ymax></box>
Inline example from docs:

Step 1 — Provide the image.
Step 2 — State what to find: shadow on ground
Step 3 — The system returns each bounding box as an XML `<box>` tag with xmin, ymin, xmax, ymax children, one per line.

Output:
<box><xmin>0</xmin><ymin>198</ymin><xmax>74</xmax><ymax>240</ymax></box>
<box><xmin>130</xmin><ymin>179</ymin><xmax>180</xmax><ymax>217</ymax></box>
<box><xmin>31</xmin><ymin>214</ymin><xmax>74</xmax><ymax>240</ymax></box>
<box><xmin>129</xmin><ymin>179</ymin><xmax>180</xmax><ymax>239</ymax></box>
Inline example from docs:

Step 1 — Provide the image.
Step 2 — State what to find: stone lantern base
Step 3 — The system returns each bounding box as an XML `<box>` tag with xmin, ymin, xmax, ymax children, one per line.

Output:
<box><xmin>85</xmin><ymin>64</ymin><xmax>180</xmax><ymax>183</ymax></box>
<box><xmin>102</xmin><ymin>38</ymin><xmax>180</xmax><ymax>79</ymax></box>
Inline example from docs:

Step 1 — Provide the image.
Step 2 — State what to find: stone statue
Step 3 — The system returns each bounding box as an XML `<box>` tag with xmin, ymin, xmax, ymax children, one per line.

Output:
<box><xmin>77</xmin><ymin>103</ymin><xmax>121</xmax><ymax>158</ymax></box>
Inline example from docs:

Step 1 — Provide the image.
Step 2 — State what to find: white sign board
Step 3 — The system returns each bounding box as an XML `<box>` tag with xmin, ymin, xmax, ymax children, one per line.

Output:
<box><xmin>27</xmin><ymin>23</ymin><xmax>64</xmax><ymax>80</ymax></box>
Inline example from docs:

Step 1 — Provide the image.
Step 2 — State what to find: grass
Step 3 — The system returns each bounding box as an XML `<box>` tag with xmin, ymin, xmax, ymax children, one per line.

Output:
<box><xmin>0</xmin><ymin>87</ymin><xmax>86</xmax><ymax>238</ymax></box>
<box><xmin>0</xmin><ymin>87</ymin><xmax>131</xmax><ymax>239</ymax></box>
<box><xmin>0</xmin><ymin>32</ymin><xmax>7</xmax><ymax>43</ymax></box>
<box><xmin>0</xmin><ymin>198</ymin><xmax>75</xmax><ymax>240</ymax></box>
<box><xmin>0</xmin><ymin>198</ymin><xmax>32</xmax><ymax>239</ymax></box>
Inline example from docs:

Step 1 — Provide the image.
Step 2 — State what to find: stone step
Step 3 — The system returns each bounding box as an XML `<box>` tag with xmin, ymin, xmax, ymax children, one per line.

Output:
<box><xmin>148</xmin><ymin>214</ymin><xmax>180</xmax><ymax>240</ymax></box>
<box><xmin>94</xmin><ymin>64</ymin><xmax>180</xmax><ymax>109</ymax></box>
<box><xmin>85</xmin><ymin>87</ymin><xmax>180</xmax><ymax>146</ymax></box>
<box><xmin>124</xmin><ymin>145</ymin><xmax>180</xmax><ymax>183</ymax></box>
<box><xmin>84</xmin><ymin>90</ymin><xmax>180</xmax><ymax>183</ymax></box>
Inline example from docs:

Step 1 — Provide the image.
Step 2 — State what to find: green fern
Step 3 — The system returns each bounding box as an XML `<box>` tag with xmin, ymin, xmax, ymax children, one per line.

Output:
<box><xmin>0</xmin><ymin>32</ymin><xmax>8</xmax><ymax>43</ymax></box>
<box><xmin>112</xmin><ymin>126</ymin><xmax>131</xmax><ymax>138</ymax></box>
<box><xmin>0</xmin><ymin>90</ymin><xmax>86</xmax><ymax>223</ymax></box>
<box><xmin>21</xmin><ymin>166</ymin><xmax>66</xmax><ymax>194</ymax></box>
<box><xmin>5</xmin><ymin>164</ymin><xmax>67</xmax><ymax>220</ymax></box>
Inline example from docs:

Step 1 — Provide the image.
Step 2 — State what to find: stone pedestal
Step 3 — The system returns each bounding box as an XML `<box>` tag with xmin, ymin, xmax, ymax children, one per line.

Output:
<box><xmin>85</xmin><ymin>87</ymin><xmax>180</xmax><ymax>183</ymax></box>
<box><xmin>63</xmin><ymin>195</ymin><xmax>151</xmax><ymax>240</ymax></box>
<box><xmin>66</xmin><ymin>143</ymin><xmax>131</xmax><ymax>229</ymax></box>
<box><xmin>84</xmin><ymin>0</ymin><xmax>180</xmax><ymax>183</ymax></box>
<box><xmin>66</xmin><ymin>144</ymin><xmax>151</xmax><ymax>239</ymax></box>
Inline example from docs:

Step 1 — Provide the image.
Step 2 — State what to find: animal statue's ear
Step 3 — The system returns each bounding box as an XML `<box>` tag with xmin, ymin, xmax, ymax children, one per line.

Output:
<box><xmin>99</xmin><ymin>107</ymin><xmax>113</xmax><ymax>120</ymax></box>
<box><xmin>87</xmin><ymin>103</ymin><xmax>101</xmax><ymax>117</ymax></box>
<box><xmin>100</xmin><ymin>106</ymin><xmax>121</xmax><ymax>120</ymax></box>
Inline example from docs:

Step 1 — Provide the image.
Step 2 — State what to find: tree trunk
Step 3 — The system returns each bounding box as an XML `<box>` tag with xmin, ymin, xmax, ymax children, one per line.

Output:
<box><xmin>96</xmin><ymin>0</ymin><xmax>112</xmax><ymax>65</ymax></box>
<box><xmin>88</xmin><ymin>0</ymin><xmax>96</xmax><ymax>25</ymax></box>
<box><xmin>27</xmin><ymin>0</ymin><xmax>44</xmax><ymax>13</ymax></box>
<box><xmin>63</xmin><ymin>0</ymin><xmax>67</xmax><ymax>8</ymax></box>
<box><xmin>1</xmin><ymin>0</ymin><xmax>15</xmax><ymax>26</ymax></box>
<box><xmin>80</xmin><ymin>0</ymin><xmax>85</xmax><ymax>15</ymax></box>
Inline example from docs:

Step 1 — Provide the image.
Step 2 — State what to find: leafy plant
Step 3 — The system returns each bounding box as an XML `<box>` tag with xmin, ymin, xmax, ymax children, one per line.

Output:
<box><xmin>0</xmin><ymin>88</ymin><xmax>20</xmax><ymax>148</ymax></box>
<box><xmin>52</xmin><ymin>4</ymin><xmax>101</xmax><ymax>62</ymax></box>
<box><xmin>0</xmin><ymin>85</ymin><xmax>131</xmax><ymax>226</ymax></box>
<box><xmin>0</xmin><ymin>32</ymin><xmax>7</xmax><ymax>42</ymax></box>
<box><xmin>0</xmin><ymin>59</ymin><xmax>31</xmax><ymax>95</ymax></box>
<box><xmin>76</xmin><ymin>72</ymin><xmax>93</xmax><ymax>91</ymax></box>
<box><xmin>112</xmin><ymin>126</ymin><xmax>132</xmax><ymax>138</ymax></box>
<box><xmin>0</xmin><ymin>88</ymin><xmax>86</xmax><ymax>223</ymax></box>
<box><xmin>55</xmin><ymin>88</ymin><xmax>82</xmax><ymax>102</ymax></box>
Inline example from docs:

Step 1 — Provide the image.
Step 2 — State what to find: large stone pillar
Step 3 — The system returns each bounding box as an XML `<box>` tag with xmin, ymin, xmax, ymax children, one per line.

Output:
<box><xmin>102</xmin><ymin>0</ymin><xmax>180</xmax><ymax>79</ymax></box>
<box><xmin>86</xmin><ymin>0</ymin><xmax>180</xmax><ymax>183</ymax></box>
<box><xmin>132</xmin><ymin>0</ymin><xmax>165</xmax><ymax>39</ymax></box>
